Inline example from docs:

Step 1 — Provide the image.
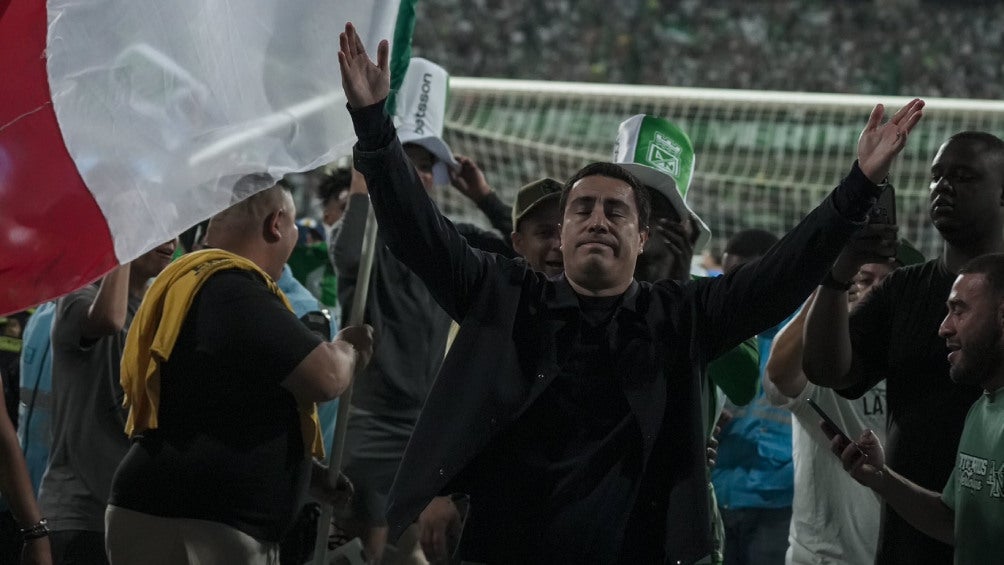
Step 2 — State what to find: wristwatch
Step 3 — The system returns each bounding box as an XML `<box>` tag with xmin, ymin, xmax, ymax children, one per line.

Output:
<box><xmin>820</xmin><ymin>271</ymin><xmax>853</xmax><ymax>291</ymax></box>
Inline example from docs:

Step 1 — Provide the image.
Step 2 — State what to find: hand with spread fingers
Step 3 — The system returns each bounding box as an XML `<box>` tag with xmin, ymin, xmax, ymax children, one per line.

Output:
<box><xmin>337</xmin><ymin>22</ymin><xmax>390</xmax><ymax>109</ymax></box>
<box><xmin>856</xmin><ymin>98</ymin><xmax>925</xmax><ymax>184</ymax></box>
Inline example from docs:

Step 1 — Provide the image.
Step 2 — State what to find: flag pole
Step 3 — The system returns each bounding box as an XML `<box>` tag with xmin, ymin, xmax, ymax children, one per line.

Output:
<box><xmin>313</xmin><ymin>202</ymin><xmax>379</xmax><ymax>565</ymax></box>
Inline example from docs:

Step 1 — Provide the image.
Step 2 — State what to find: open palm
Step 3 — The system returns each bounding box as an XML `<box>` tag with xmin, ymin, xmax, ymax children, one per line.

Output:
<box><xmin>338</xmin><ymin>22</ymin><xmax>390</xmax><ymax>109</ymax></box>
<box><xmin>857</xmin><ymin>98</ymin><xmax>925</xmax><ymax>184</ymax></box>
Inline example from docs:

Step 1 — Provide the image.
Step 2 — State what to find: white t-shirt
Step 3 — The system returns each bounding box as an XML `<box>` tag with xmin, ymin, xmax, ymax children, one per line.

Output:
<box><xmin>766</xmin><ymin>379</ymin><xmax>886</xmax><ymax>565</ymax></box>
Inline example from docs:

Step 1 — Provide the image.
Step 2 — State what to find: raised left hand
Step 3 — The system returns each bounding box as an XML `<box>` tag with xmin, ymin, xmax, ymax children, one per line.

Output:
<box><xmin>857</xmin><ymin>98</ymin><xmax>924</xmax><ymax>184</ymax></box>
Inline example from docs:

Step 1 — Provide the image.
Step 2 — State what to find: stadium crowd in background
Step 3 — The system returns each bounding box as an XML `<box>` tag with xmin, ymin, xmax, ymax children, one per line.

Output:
<box><xmin>7</xmin><ymin>5</ymin><xmax>1004</xmax><ymax>565</ymax></box>
<box><xmin>412</xmin><ymin>0</ymin><xmax>1004</xmax><ymax>99</ymax></box>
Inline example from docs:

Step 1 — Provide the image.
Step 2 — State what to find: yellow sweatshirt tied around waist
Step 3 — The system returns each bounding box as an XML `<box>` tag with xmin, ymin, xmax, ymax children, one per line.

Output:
<box><xmin>121</xmin><ymin>248</ymin><xmax>325</xmax><ymax>459</ymax></box>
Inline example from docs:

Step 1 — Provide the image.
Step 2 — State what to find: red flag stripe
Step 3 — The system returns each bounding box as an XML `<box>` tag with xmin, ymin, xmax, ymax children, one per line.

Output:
<box><xmin>0</xmin><ymin>0</ymin><xmax>117</xmax><ymax>315</ymax></box>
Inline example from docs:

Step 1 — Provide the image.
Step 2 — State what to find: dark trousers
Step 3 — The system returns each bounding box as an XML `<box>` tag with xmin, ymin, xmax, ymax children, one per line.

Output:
<box><xmin>50</xmin><ymin>530</ymin><xmax>109</xmax><ymax>565</ymax></box>
<box><xmin>721</xmin><ymin>506</ymin><xmax>791</xmax><ymax>565</ymax></box>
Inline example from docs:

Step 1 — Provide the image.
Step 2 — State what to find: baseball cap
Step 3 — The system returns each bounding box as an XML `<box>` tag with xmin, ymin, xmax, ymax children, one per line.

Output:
<box><xmin>512</xmin><ymin>178</ymin><xmax>564</xmax><ymax>231</ymax></box>
<box><xmin>392</xmin><ymin>57</ymin><xmax>459</xmax><ymax>185</ymax></box>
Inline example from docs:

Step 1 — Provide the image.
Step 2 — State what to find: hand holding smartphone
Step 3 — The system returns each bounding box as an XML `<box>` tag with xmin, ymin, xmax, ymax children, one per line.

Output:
<box><xmin>807</xmin><ymin>398</ymin><xmax>865</xmax><ymax>456</ymax></box>
<box><xmin>868</xmin><ymin>184</ymin><xmax>897</xmax><ymax>225</ymax></box>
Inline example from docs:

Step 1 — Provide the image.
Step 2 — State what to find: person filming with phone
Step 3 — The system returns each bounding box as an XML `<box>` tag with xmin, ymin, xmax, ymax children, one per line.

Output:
<box><xmin>803</xmin><ymin>132</ymin><xmax>1004</xmax><ymax>565</ymax></box>
<box><xmin>830</xmin><ymin>252</ymin><xmax>1004</xmax><ymax>564</ymax></box>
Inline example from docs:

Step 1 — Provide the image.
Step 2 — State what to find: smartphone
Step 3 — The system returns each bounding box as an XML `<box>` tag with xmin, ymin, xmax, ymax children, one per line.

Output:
<box><xmin>868</xmin><ymin>184</ymin><xmax>897</xmax><ymax>225</ymax></box>
<box><xmin>806</xmin><ymin>398</ymin><xmax>863</xmax><ymax>457</ymax></box>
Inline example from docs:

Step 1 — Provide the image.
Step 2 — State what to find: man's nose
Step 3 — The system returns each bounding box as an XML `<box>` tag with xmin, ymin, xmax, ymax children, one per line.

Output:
<box><xmin>587</xmin><ymin>208</ymin><xmax>609</xmax><ymax>232</ymax></box>
<box><xmin>930</xmin><ymin>176</ymin><xmax>954</xmax><ymax>195</ymax></box>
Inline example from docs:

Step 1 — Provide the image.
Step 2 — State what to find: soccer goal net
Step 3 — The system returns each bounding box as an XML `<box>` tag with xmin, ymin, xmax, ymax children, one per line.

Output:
<box><xmin>437</xmin><ymin>78</ymin><xmax>1004</xmax><ymax>261</ymax></box>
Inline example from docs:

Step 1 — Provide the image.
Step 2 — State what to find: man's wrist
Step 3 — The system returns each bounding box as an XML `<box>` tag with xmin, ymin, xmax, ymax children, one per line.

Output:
<box><xmin>820</xmin><ymin>271</ymin><xmax>854</xmax><ymax>291</ymax></box>
<box><xmin>870</xmin><ymin>464</ymin><xmax>891</xmax><ymax>496</ymax></box>
<box><xmin>18</xmin><ymin>517</ymin><xmax>50</xmax><ymax>541</ymax></box>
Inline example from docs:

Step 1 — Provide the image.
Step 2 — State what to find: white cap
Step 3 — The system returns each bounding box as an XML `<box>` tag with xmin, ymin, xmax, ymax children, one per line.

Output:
<box><xmin>393</xmin><ymin>57</ymin><xmax>458</xmax><ymax>185</ymax></box>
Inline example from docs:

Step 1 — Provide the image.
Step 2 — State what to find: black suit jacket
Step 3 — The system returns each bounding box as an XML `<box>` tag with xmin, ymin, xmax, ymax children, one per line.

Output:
<box><xmin>349</xmin><ymin>102</ymin><xmax>873</xmax><ymax>564</ymax></box>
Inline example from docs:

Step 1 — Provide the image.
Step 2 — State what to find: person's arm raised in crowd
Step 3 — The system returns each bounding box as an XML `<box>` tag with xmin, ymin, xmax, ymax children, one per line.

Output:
<box><xmin>802</xmin><ymin>222</ymin><xmax>898</xmax><ymax>390</ymax></box>
<box><xmin>330</xmin><ymin>168</ymin><xmax>371</xmax><ymax>283</ymax></box>
<box><xmin>450</xmin><ymin>155</ymin><xmax>514</xmax><ymax>237</ymax></box>
<box><xmin>0</xmin><ymin>375</ymin><xmax>52</xmax><ymax>565</ymax></box>
<box><xmin>79</xmin><ymin>264</ymin><xmax>131</xmax><ymax>341</ymax></box>
<box><xmin>282</xmin><ymin>324</ymin><xmax>373</xmax><ymax>403</ymax></box>
<box><xmin>695</xmin><ymin>99</ymin><xmax>923</xmax><ymax>360</ymax></box>
<box><xmin>339</xmin><ymin>23</ymin><xmax>494</xmax><ymax>321</ymax></box>
<box><xmin>828</xmin><ymin>425</ymin><xmax>955</xmax><ymax>545</ymax></box>
<box><xmin>800</xmin><ymin>103</ymin><xmax>913</xmax><ymax>389</ymax></box>
<box><xmin>764</xmin><ymin>292</ymin><xmax>816</xmax><ymax>400</ymax></box>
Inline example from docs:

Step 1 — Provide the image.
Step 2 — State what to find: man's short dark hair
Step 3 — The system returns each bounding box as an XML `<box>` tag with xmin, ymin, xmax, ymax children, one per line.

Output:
<box><xmin>947</xmin><ymin>132</ymin><xmax>1004</xmax><ymax>171</ymax></box>
<box><xmin>725</xmin><ymin>229</ymin><xmax>779</xmax><ymax>259</ymax></box>
<box><xmin>558</xmin><ymin>162</ymin><xmax>651</xmax><ymax>230</ymax></box>
<box><xmin>317</xmin><ymin>167</ymin><xmax>353</xmax><ymax>206</ymax></box>
<box><xmin>959</xmin><ymin>253</ymin><xmax>1004</xmax><ymax>300</ymax></box>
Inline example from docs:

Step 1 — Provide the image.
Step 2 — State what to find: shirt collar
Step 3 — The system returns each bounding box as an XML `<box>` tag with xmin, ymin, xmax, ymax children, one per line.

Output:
<box><xmin>544</xmin><ymin>275</ymin><xmax>641</xmax><ymax>314</ymax></box>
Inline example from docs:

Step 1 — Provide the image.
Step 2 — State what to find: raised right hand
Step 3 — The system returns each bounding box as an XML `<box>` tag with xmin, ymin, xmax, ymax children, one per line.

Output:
<box><xmin>338</xmin><ymin>22</ymin><xmax>390</xmax><ymax>109</ymax></box>
<box><xmin>856</xmin><ymin>98</ymin><xmax>924</xmax><ymax>184</ymax></box>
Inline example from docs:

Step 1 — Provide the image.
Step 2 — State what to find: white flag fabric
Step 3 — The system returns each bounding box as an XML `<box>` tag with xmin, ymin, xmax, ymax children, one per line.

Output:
<box><xmin>0</xmin><ymin>0</ymin><xmax>416</xmax><ymax>315</ymax></box>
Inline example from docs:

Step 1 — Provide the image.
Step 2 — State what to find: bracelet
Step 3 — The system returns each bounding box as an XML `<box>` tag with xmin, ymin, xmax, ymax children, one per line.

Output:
<box><xmin>19</xmin><ymin>518</ymin><xmax>50</xmax><ymax>540</ymax></box>
<box><xmin>820</xmin><ymin>271</ymin><xmax>853</xmax><ymax>291</ymax></box>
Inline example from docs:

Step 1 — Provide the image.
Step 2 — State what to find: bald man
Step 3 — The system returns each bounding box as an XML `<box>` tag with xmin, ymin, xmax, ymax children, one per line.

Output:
<box><xmin>106</xmin><ymin>181</ymin><xmax>373</xmax><ymax>565</ymax></box>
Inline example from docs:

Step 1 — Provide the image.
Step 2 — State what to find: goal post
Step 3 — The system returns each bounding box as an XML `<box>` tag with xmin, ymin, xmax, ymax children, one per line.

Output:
<box><xmin>438</xmin><ymin>78</ymin><xmax>1004</xmax><ymax>260</ymax></box>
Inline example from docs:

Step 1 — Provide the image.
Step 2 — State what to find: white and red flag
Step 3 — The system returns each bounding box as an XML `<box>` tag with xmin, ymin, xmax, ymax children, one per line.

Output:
<box><xmin>0</xmin><ymin>0</ymin><xmax>417</xmax><ymax>315</ymax></box>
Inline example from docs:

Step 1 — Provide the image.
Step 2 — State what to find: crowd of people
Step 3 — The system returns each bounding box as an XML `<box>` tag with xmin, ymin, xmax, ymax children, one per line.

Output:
<box><xmin>3</xmin><ymin>17</ymin><xmax>1004</xmax><ymax>565</ymax></box>
<box><xmin>413</xmin><ymin>0</ymin><xmax>1004</xmax><ymax>99</ymax></box>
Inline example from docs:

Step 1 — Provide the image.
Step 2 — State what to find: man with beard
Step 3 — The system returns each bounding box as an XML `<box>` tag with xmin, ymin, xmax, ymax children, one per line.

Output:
<box><xmin>803</xmin><ymin>132</ymin><xmax>1004</xmax><ymax>564</ymax></box>
<box><xmin>832</xmin><ymin>252</ymin><xmax>1004</xmax><ymax>564</ymax></box>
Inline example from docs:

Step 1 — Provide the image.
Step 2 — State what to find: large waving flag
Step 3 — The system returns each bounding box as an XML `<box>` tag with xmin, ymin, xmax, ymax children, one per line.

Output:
<box><xmin>0</xmin><ymin>0</ymin><xmax>417</xmax><ymax>316</ymax></box>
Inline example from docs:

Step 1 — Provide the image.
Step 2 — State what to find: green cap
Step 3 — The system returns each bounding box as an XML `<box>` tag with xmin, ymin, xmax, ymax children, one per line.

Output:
<box><xmin>512</xmin><ymin>178</ymin><xmax>563</xmax><ymax>231</ymax></box>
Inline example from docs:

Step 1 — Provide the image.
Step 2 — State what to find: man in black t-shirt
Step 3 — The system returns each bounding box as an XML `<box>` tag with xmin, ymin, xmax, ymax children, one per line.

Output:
<box><xmin>804</xmin><ymin>131</ymin><xmax>1004</xmax><ymax>565</ymax></box>
<box><xmin>106</xmin><ymin>182</ymin><xmax>373</xmax><ymax>565</ymax></box>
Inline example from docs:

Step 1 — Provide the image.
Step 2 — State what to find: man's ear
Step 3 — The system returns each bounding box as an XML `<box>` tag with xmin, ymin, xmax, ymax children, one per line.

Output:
<box><xmin>511</xmin><ymin>231</ymin><xmax>524</xmax><ymax>257</ymax></box>
<box><xmin>263</xmin><ymin>210</ymin><xmax>283</xmax><ymax>243</ymax></box>
<box><xmin>638</xmin><ymin>227</ymin><xmax>649</xmax><ymax>254</ymax></box>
